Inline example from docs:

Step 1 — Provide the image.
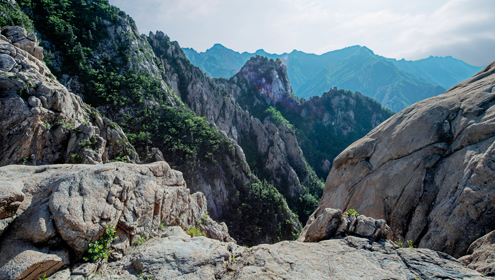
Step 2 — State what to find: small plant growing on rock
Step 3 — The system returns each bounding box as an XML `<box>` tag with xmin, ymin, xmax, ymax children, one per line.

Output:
<box><xmin>84</xmin><ymin>225</ymin><xmax>118</xmax><ymax>262</ymax></box>
<box><xmin>57</xmin><ymin>119</ymin><xmax>76</xmax><ymax>130</ymax></box>
<box><xmin>23</xmin><ymin>156</ymin><xmax>29</xmax><ymax>163</ymax></box>
<box><xmin>394</xmin><ymin>239</ymin><xmax>416</xmax><ymax>248</ymax></box>
<box><xmin>135</xmin><ymin>236</ymin><xmax>146</xmax><ymax>246</ymax></box>
<box><xmin>137</xmin><ymin>271</ymin><xmax>155</xmax><ymax>280</ymax></box>
<box><xmin>346</xmin><ymin>209</ymin><xmax>359</xmax><ymax>217</ymax></box>
<box><xmin>70</xmin><ymin>153</ymin><xmax>82</xmax><ymax>164</ymax></box>
<box><xmin>186</xmin><ymin>226</ymin><xmax>206</xmax><ymax>237</ymax></box>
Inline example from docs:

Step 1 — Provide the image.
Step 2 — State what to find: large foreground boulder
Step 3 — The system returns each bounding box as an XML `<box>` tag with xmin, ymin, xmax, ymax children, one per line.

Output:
<box><xmin>297</xmin><ymin>208</ymin><xmax>389</xmax><ymax>242</ymax></box>
<box><xmin>0</xmin><ymin>161</ymin><xmax>233</xmax><ymax>279</ymax></box>
<box><xmin>299</xmin><ymin>61</ymin><xmax>495</xmax><ymax>258</ymax></box>
<box><xmin>96</xmin><ymin>227</ymin><xmax>484</xmax><ymax>279</ymax></box>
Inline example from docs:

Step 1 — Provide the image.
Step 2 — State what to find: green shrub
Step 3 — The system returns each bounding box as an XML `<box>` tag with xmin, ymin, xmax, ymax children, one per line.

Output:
<box><xmin>84</xmin><ymin>225</ymin><xmax>118</xmax><ymax>262</ymax></box>
<box><xmin>346</xmin><ymin>209</ymin><xmax>359</xmax><ymax>217</ymax></box>
<box><xmin>264</xmin><ymin>106</ymin><xmax>293</xmax><ymax>129</ymax></box>
<box><xmin>185</xmin><ymin>226</ymin><xmax>206</xmax><ymax>237</ymax></box>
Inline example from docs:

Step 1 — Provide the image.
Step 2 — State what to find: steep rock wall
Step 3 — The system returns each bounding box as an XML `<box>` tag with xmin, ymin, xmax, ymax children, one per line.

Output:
<box><xmin>300</xmin><ymin>62</ymin><xmax>495</xmax><ymax>258</ymax></box>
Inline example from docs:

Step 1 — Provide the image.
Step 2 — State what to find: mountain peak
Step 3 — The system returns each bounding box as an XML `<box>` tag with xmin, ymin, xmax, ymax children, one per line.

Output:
<box><xmin>359</xmin><ymin>46</ymin><xmax>374</xmax><ymax>55</ymax></box>
<box><xmin>207</xmin><ymin>43</ymin><xmax>229</xmax><ymax>52</ymax></box>
<box><xmin>238</xmin><ymin>55</ymin><xmax>295</xmax><ymax>104</ymax></box>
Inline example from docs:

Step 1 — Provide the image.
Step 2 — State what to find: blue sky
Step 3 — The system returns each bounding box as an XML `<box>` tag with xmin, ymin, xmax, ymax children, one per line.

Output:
<box><xmin>108</xmin><ymin>0</ymin><xmax>495</xmax><ymax>66</ymax></box>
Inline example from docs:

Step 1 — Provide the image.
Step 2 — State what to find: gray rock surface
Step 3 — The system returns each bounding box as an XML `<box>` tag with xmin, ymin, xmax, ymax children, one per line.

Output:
<box><xmin>71</xmin><ymin>263</ymin><xmax>97</xmax><ymax>276</ymax></box>
<box><xmin>0</xmin><ymin>161</ymin><xmax>234</xmax><ymax>279</ymax></box>
<box><xmin>0</xmin><ymin>53</ymin><xmax>16</xmax><ymax>71</ymax></box>
<box><xmin>0</xmin><ymin>27</ymin><xmax>139</xmax><ymax>166</ymax></box>
<box><xmin>100</xmin><ymin>228</ymin><xmax>485</xmax><ymax>279</ymax></box>
<box><xmin>460</xmin><ymin>230</ymin><xmax>495</xmax><ymax>276</ymax></box>
<box><xmin>2</xmin><ymin>26</ymin><xmax>43</xmax><ymax>60</ymax></box>
<box><xmin>0</xmin><ymin>239</ymin><xmax>69</xmax><ymax>280</ymax></box>
<box><xmin>297</xmin><ymin>208</ymin><xmax>389</xmax><ymax>242</ymax></box>
<box><xmin>47</xmin><ymin>268</ymin><xmax>70</xmax><ymax>280</ymax></box>
<box><xmin>299</xmin><ymin>61</ymin><xmax>495</xmax><ymax>258</ymax></box>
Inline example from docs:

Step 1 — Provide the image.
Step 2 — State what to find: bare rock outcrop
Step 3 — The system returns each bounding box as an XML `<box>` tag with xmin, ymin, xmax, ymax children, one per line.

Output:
<box><xmin>0</xmin><ymin>161</ymin><xmax>234</xmax><ymax>279</ymax></box>
<box><xmin>297</xmin><ymin>208</ymin><xmax>389</xmax><ymax>242</ymax></box>
<box><xmin>0</xmin><ymin>26</ymin><xmax>138</xmax><ymax>166</ymax></box>
<box><xmin>460</xmin><ymin>230</ymin><xmax>495</xmax><ymax>276</ymax></box>
<box><xmin>97</xmin><ymin>228</ymin><xmax>485</xmax><ymax>279</ymax></box>
<box><xmin>299</xmin><ymin>61</ymin><xmax>495</xmax><ymax>258</ymax></box>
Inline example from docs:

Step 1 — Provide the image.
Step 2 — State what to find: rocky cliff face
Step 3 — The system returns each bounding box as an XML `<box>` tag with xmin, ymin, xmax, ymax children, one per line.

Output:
<box><xmin>299</xmin><ymin>62</ymin><xmax>495</xmax><ymax>258</ymax></box>
<box><xmin>6</xmin><ymin>0</ymin><xmax>301</xmax><ymax>245</ymax></box>
<box><xmin>148</xmin><ymin>33</ymin><xmax>321</xmax><ymax>225</ymax></box>
<box><xmin>0</xmin><ymin>161</ymin><xmax>234</xmax><ymax>280</ymax></box>
<box><xmin>222</xmin><ymin>56</ymin><xmax>393</xmax><ymax>179</ymax></box>
<box><xmin>0</xmin><ymin>26</ymin><xmax>138</xmax><ymax>166</ymax></box>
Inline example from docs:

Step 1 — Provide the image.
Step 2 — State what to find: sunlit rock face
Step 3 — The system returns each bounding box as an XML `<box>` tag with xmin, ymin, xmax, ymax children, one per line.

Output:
<box><xmin>0</xmin><ymin>26</ymin><xmax>138</xmax><ymax>167</ymax></box>
<box><xmin>0</xmin><ymin>161</ymin><xmax>234</xmax><ymax>280</ymax></box>
<box><xmin>300</xmin><ymin>62</ymin><xmax>495</xmax><ymax>258</ymax></box>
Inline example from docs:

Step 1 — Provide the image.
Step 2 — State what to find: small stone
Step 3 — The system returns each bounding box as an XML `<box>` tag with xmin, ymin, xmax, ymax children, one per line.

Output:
<box><xmin>71</xmin><ymin>263</ymin><xmax>97</xmax><ymax>276</ymax></box>
<box><xmin>27</xmin><ymin>33</ymin><xmax>36</xmax><ymax>42</ymax></box>
<box><xmin>28</xmin><ymin>96</ymin><xmax>42</xmax><ymax>108</ymax></box>
<box><xmin>31</xmin><ymin>107</ymin><xmax>41</xmax><ymax>115</ymax></box>
<box><xmin>47</xmin><ymin>268</ymin><xmax>70</xmax><ymax>280</ymax></box>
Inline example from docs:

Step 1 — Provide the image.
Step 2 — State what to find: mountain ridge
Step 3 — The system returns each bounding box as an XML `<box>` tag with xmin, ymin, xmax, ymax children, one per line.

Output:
<box><xmin>183</xmin><ymin>44</ymin><xmax>483</xmax><ymax>112</ymax></box>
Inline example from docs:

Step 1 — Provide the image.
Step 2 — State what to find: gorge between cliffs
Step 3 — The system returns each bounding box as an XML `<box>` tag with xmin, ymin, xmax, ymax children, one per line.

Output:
<box><xmin>1</xmin><ymin>0</ymin><xmax>495</xmax><ymax>279</ymax></box>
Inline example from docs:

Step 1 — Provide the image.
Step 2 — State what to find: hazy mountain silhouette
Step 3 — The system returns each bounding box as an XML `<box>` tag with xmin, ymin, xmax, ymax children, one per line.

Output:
<box><xmin>183</xmin><ymin>45</ymin><xmax>483</xmax><ymax>112</ymax></box>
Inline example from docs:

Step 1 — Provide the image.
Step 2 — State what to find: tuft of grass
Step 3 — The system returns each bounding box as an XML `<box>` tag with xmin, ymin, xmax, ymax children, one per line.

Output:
<box><xmin>395</xmin><ymin>239</ymin><xmax>416</xmax><ymax>248</ymax></box>
<box><xmin>185</xmin><ymin>226</ymin><xmax>206</xmax><ymax>237</ymax></box>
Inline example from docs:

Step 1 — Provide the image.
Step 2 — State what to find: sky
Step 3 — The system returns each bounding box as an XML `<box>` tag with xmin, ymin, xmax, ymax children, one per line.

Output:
<box><xmin>108</xmin><ymin>0</ymin><xmax>495</xmax><ymax>66</ymax></box>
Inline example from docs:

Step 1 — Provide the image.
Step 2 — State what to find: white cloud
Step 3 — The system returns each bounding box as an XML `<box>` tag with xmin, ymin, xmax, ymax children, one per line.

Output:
<box><xmin>108</xmin><ymin>0</ymin><xmax>495</xmax><ymax>66</ymax></box>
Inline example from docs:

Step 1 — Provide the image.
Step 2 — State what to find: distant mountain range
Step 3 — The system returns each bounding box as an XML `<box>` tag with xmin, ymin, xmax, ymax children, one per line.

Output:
<box><xmin>183</xmin><ymin>44</ymin><xmax>483</xmax><ymax>112</ymax></box>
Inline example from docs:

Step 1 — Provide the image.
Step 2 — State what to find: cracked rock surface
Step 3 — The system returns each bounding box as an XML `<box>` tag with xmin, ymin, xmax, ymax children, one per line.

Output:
<box><xmin>0</xmin><ymin>161</ymin><xmax>233</xmax><ymax>280</ymax></box>
<box><xmin>0</xmin><ymin>26</ymin><xmax>138</xmax><ymax>166</ymax></box>
<box><xmin>98</xmin><ymin>230</ymin><xmax>484</xmax><ymax>279</ymax></box>
<box><xmin>460</xmin><ymin>230</ymin><xmax>495</xmax><ymax>276</ymax></box>
<box><xmin>299</xmin><ymin>61</ymin><xmax>495</xmax><ymax>258</ymax></box>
